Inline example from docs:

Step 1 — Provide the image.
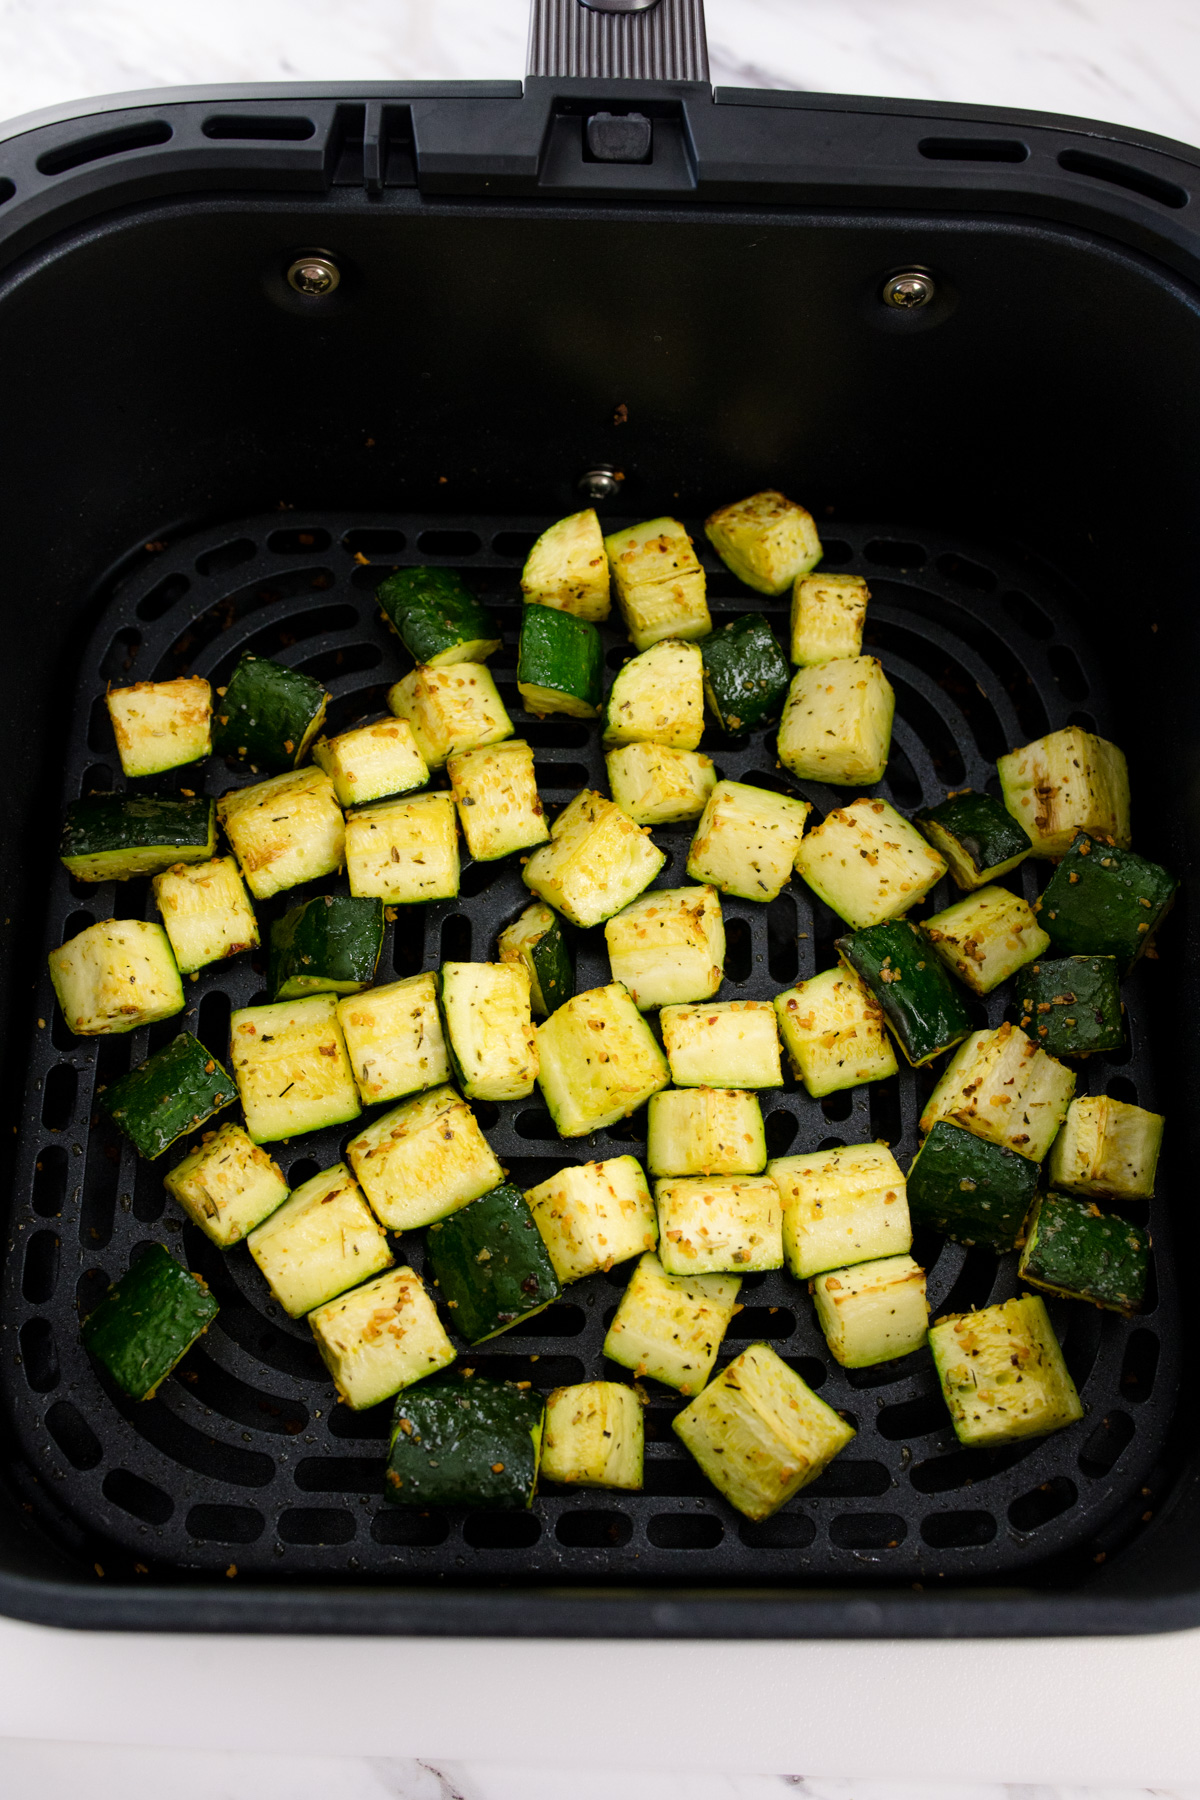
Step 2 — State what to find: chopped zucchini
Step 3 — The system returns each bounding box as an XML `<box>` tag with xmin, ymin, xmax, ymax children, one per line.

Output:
<box><xmin>796</xmin><ymin>798</ymin><xmax>947</xmax><ymax>930</ymax></box>
<box><xmin>229</xmin><ymin>994</ymin><xmax>361</xmax><ymax>1144</ymax></box>
<box><xmin>217</xmin><ymin>768</ymin><xmax>344</xmax><ymax>902</ymax></box>
<box><xmin>790</xmin><ymin>572</ymin><xmax>868</xmax><ymax>666</ymax></box>
<box><xmin>525</xmin><ymin>1154</ymin><xmax>657</xmax><ymax>1284</ymax></box>
<box><xmin>523</xmin><ymin>789</ymin><xmax>665</xmax><ymax>928</ymax></box>
<box><xmin>388</xmin><ymin>661</ymin><xmax>513</xmax><ymax>770</ymax></box>
<box><xmin>520</xmin><ymin>508</ymin><xmax>611</xmax><ymax>621</ymax></box>
<box><xmin>425</xmin><ymin>1182</ymin><xmax>562</xmax><ymax>1343</ymax></box>
<box><xmin>49</xmin><ymin>918</ymin><xmax>184</xmax><ymax>1037</ymax></box>
<box><xmin>921</xmin><ymin>883</ymin><xmax>1050</xmax><ymax>996</ymax></box>
<box><xmin>771</xmin><ymin>1142</ymin><xmax>911</xmax><ymax>1280</ymax></box>
<box><xmin>1036</xmin><ymin>833</ymin><xmax>1178</xmax><ymax>974</ymax></box>
<box><xmin>673</xmin><ymin>1342</ymin><xmax>855</xmax><ymax>1520</ymax></box>
<box><xmin>308</xmin><ymin>1265</ymin><xmax>455</xmax><ymax>1409</ymax></box>
<box><xmin>777</xmin><ymin>656</ymin><xmax>894</xmax><ymax>786</ymax></box>
<box><xmin>604</xmin><ymin>517</ymin><xmax>711</xmax><ymax>651</ymax></box>
<box><xmin>1047</xmin><ymin>1094</ymin><xmax>1164</xmax><ymax>1200</ymax></box>
<box><xmin>686</xmin><ymin>779</ymin><xmax>811</xmax><ymax>903</ymax></box>
<box><xmin>604</xmin><ymin>883</ymin><xmax>725</xmax><ymax>1010</ymax></box>
<box><xmin>346</xmin><ymin>1083</ymin><xmax>503</xmax><ymax>1230</ymax></box>
<box><xmin>247</xmin><ymin>1162</ymin><xmax>393</xmax><ymax>1318</ymax></box>
<box><xmin>704</xmin><ymin>490</ymin><xmax>822</xmax><ymax>595</ymax></box>
<box><xmin>699</xmin><ymin>614</ymin><xmax>791</xmax><ymax>734</ymax></box>
<box><xmin>61</xmin><ymin>792</ymin><xmax>215</xmax><ymax>883</ymax></box>
<box><xmin>998</xmin><ymin>727</ymin><xmax>1131</xmax><ymax>858</ymax></box>
<box><xmin>1017</xmin><ymin>954</ymin><xmax>1123</xmax><ymax>1058</ymax></box>
<box><xmin>905</xmin><ymin>1121</ymin><xmax>1038</xmax><ymax>1253</ymax></box>
<box><xmin>1018</xmin><ymin>1192</ymin><xmax>1148</xmax><ymax>1316</ymax></box>
<box><xmin>602</xmin><ymin>638</ymin><xmax>704</xmax><ymax>750</ymax></box>
<box><xmin>660</xmin><ymin>1000</ymin><xmax>782</xmax><ymax>1089</ymax></box>
<box><xmin>774</xmin><ymin>966</ymin><xmax>898</xmax><ymax>1097</ymax></box>
<box><xmin>517</xmin><ymin>605</ymin><xmax>604</xmax><ymax>718</ymax></box>
<box><xmin>913</xmin><ymin>791</ymin><xmax>1032</xmax><ymax>891</ymax></box>
<box><xmin>647</xmin><ymin>1087</ymin><xmax>767</xmax><ymax>1178</ymax></box>
<box><xmin>269</xmin><ymin>895</ymin><xmax>384</xmax><ymax>1000</ymax></box>
<box><xmin>212</xmin><ymin>653</ymin><xmax>328</xmax><ymax>771</ymax></box>
<box><xmin>344</xmin><ymin>791</ymin><xmax>459</xmax><ymax>904</ymax></box>
<box><xmin>438</xmin><ymin>961</ymin><xmax>539</xmax><ymax>1102</ymax></box>
<box><xmin>102</xmin><ymin>1031</ymin><xmax>235</xmax><ymax>1161</ymax></box>
<box><xmin>447</xmin><ymin>738</ymin><xmax>549</xmax><ymax>861</ymax></box>
<box><xmin>920</xmin><ymin>1023</ymin><xmax>1076</xmax><ymax>1162</ymax></box>
<box><xmin>164</xmin><ymin>1122</ymin><xmax>289</xmax><ymax>1248</ymax></box>
<box><xmin>375</xmin><ymin>567</ymin><xmax>501</xmax><ymax>666</ymax></box>
<box><xmin>929</xmin><ymin>1295</ymin><xmax>1083</xmax><ymax>1448</ymax></box>
<box><xmin>386</xmin><ymin>1374</ymin><xmax>544</xmax><ymax>1510</ymax></box>
<box><xmin>836</xmin><ymin>919</ymin><xmax>972</xmax><ymax>1066</ymax></box>
<box><xmin>82</xmin><ymin>1244</ymin><xmax>218</xmax><ymax>1401</ymax></box>
<box><xmin>812</xmin><ymin>1255</ymin><xmax>928</xmax><ymax>1368</ymax></box>
<box><xmin>606</xmin><ymin>741</ymin><xmax>716</xmax><ymax>826</ymax></box>
<box><xmin>535</xmin><ymin>981</ymin><xmax>669</xmax><ymax>1137</ymax></box>
<box><xmin>106</xmin><ymin>676</ymin><xmax>212</xmax><ymax>778</ymax></box>
<box><xmin>337</xmin><ymin>972</ymin><xmax>450</xmax><ymax>1106</ymax></box>
<box><xmin>497</xmin><ymin>901</ymin><xmax>574</xmax><ymax>1017</ymax></box>
<box><xmin>655</xmin><ymin>1172</ymin><xmax>782</xmax><ymax>1273</ymax></box>
<box><xmin>312</xmin><ymin>718</ymin><xmax>429</xmax><ymax>809</ymax></box>
<box><xmin>152</xmin><ymin>855</ymin><xmax>258</xmax><ymax>975</ymax></box>
<box><xmin>541</xmin><ymin>1381</ymin><xmax>644</xmax><ymax>1490</ymax></box>
<box><xmin>602</xmin><ymin>1251</ymin><xmax>741</xmax><ymax>1394</ymax></box>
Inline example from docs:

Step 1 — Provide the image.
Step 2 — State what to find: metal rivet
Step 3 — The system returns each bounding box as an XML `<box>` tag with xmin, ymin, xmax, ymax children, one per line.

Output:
<box><xmin>286</xmin><ymin>254</ymin><xmax>341</xmax><ymax>297</ymax></box>
<box><xmin>578</xmin><ymin>467</ymin><xmax>622</xmax><ymax>502</ymax></box>
<box><xmin>882</xmin><ymin>271</ymin><xmax>936</xmax><ymax>310</ymax></box>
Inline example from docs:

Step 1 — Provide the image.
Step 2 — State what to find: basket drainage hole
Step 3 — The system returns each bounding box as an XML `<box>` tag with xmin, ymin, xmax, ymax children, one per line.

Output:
<box><xmin>724</xmin><ymin>917</ymin><xmax>752</xmax><ymax>982</ymax></box>
<box><xmin>739</xmin><ymin>1511</ymin><xmax>815</xmax><ymax>1549</ymax></box>
<box><xmin>22</xmin><ymin>1230</ymin><xmax>60</xmax><ymax>1305</ymax></box>
<box><xmin>936</xmin><ymin>551</ymin><xmax>997</xmax><ymax>591</ymax></box>
<box><xmin>136</xmin><ymin>572</ymin><xmax>190</xmax><ymax>622</ymax></box>
<box><xmin>555</xmin><ymin>1509</ymin><xmax>632</xmax><ymax>1547</ymax></box>
<box><xmin>32</xmin><ymin>1146</ymin><xmax>68</xmax><ymax>1218</ymax></box>
<box><xmin>864</xmin><ymin>538</ymin><xmax>926</xmax><ymax>569</ymax></box>
<box><xmin>185</xmin><ymin>1503</ymin><xmax>265</xmax><ymax>1543</ymax></box>
<box><xmin>726</xmin><ymin>1305</ymin><xmax>795</xmax><ymax>1340</ymax></box>
<box><xmin>646</xmin><ymin>1513</ymin><xmax>723</xmax><ymax>1550</ymax></box>
<box><xmin>195</xmin><ymin>538</ymin><xmax>256</xmax><ymax>578</ymax></box>
<box><xmin>876</xmin><ymin>1393</ymin><xmax>947</xmax><ymax>1441</ymax></box>
<box><xmin>1008</xmin><ymin>1476</ymin><xmax>1077</xmax><ymax>1533</ymax></box>
<box><xmin>462</xmin><ymin>1512</ymin><xmax>540</xmax><ymax>1549</ymax></box>
<box><xmin>830</xmin><ymin>1512</ymin><xmax>906</xmax><ymax>1550</ymax></box>
<box><xmin>45</xmin><ymin>1399</ymin><xmax>102</xmax><ymax>1470</ymax></box>
<box><xmin>41</xmin><ymin>1065</ymin><xmax>78</xmax><ymax>1132</ymax></box>
<box><xmin>343</xmin><ymin>527</ymin><xmax>407</xmax><ymax>557</ymax></box>
<box><xmin>417</xmin><ymin>529</ymin><xmax>482</xmax><ymax>558</ymax></box>
<box><xmin>1078</xmin><ymin>1410</ymin><xmax>1136</xmax><ymax>1478</ymax></box>
<box><xmin>763</xmin><ymin>1112</ymin><xmax>797</xmax><ymax>1157</ymax></box>
<box><xmin>491</xmin><ymin>530</ymin><xmax>539</xmax><ymax>560</ymax></box>
<box><xmin>19</xmin><ymin>1319</ymin><xmax>59</xmax><ymax>1392</ymax></box>
<box><xmin>278</xmin><ymin>1506</ymin><xmax>355</xmax><ymax>1546</ymax></box>
<box><xmin>103</xmin><ymin>1467</ymin><xmax>174</xmax><ymax>1526</ymax></box>
<box><xmin>920</xmin><ymin>1509</ymin><xmax>996</xmax><ymax>1548</ymax></box>
<box><xmin>1121</xmin><ymin>1329</ymin><xmax>1159</xmax><ymax>1403</ymax></box>
<box><xmin>371</xmin><ymin>1509</ymin><xmax>450</xmax><ymax>1546</ymax></box>
<box><xmin>267</xmin><ymin>527</ymin><xmax>333</xmax><ymax>555</ymax></box>
<box><xmin>440</xmin><ymin>914</ymin><xmax>471</xmax><ymax>962</ymax></box>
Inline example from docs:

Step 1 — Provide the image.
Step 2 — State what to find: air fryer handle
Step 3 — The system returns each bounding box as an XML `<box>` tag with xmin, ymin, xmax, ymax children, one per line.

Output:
<box><xmin>527</xmin><ymin>0</ymin><xmax>710</xmax><ymax>81</ymax></box>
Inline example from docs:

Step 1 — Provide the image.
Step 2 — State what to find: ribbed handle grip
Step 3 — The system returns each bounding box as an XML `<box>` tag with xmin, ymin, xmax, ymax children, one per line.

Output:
<box><xmin>527</xmin><ymin>0</ymin><xmax>709</xmax><ymax>81</ymax></box>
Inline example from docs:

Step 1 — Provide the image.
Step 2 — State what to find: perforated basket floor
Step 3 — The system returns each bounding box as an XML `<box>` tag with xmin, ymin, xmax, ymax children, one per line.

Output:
<box><xmin>1</xmin><ymin>511</ymin><xmax>1177</xmax><ymax>1585</ymax></box>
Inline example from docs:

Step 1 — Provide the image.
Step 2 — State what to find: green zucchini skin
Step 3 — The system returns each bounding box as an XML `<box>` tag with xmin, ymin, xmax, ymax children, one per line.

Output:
<box><xmin>61</xmin><ymin>794</ymin><xmax>215</xmax><ymax>881</ymax></box>
<box><xmin>517</xmin><ymin>604</ymin><xmax>604</xmax><ymax>716</ymax></box>
<box><xmin>102</xmin><ymin>1031</ymin><xmax>236</xmax><ymax>1160</ymax></box>
<box><xmin>529</xmin><ymin>913</ymin><xmax>574</xmax><ymax>1014</ymax></box>
<box><xmin>1016</xmin><ymin>954</ymin><xmax>1123</xmax><ymax>1057</ymax></box>
<box><xmin>1018</xmin><ymin>1190</ymin><xmax>1148</xmax><ymax>1315</ymax></box>
<box><xmin>212</xmin><ymin>654</ymin><xmax>329</xmax><ymax>772</ymax></box>
<box><xmin>425</xmin><ymin>1182</ymin><xmax>561</xmax><ymax>1344</ymax></box>
<box><xmin>82</xmin><ymin>1243</ymin><xmax>219</xmax><ymax>1400</ymax></box>
<box><xmin>1037</xmin><ymin>833</ymin><xmax>1178</xmax><ymax>974</ymax></box>
<box><xmin>268</xmin><ymin>895</ymin><xmax>384</xmax><ymax>1000</ymax></box>
<box><xmin>699</xmin><ymin>614</ymin><xmax>791</xmax><ymax>734</ymax></box>
<box><xmin>914</xmin><ymin>792</ymin><xmax>1031</xmax><ymax>886</ymax></box>
<box><xmin>376</xmin><ymin>568</ymin><xmax>501</xmax><ymax>666</ymax></box>
<box><xmin>386</xmin><ymin>1373</ymin><xmax>545</xmax><ymax>1509</ymax></box>
<box><xmin>906</xmin><ymin>1119</ymin><xmax>1039</xmax><ymax>1252</ymax></box>
<box><xmin>836</xmin><ymin>920</ymin><xmax>973</xmax><ymax>1066</ymax></box>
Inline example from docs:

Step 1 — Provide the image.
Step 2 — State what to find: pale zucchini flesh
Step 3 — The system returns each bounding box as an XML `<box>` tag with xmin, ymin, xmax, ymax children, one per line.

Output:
<box><xmin>774</xmin><ymin>966</ymin><xmax>898</xmax><ymax>1097</ymax></box>
<box><xmin>997</xmin><ymin>727</ymin><xmax>1131</xmax><ymax>858</ymax></box>
<box><xmin>308</xmin><ymin>1266</ymin><xmax>455</xmax><ymax>1409</ymax></box>
<box><xmin>337</xmin><ymin>972</ymin><xmax>450</xmax><ymax>1106</ymax></box>
<box><xmin>344</xmin><ymin>791</ymin><xmax>460</xmax><ymax>904</ymax></box>
<box><xmin>704</xmin><ymin>490</ymin><xmax>822</xmax><ymax>596</ymax></box>
<box><xmin>604</xmin><ymin>883</ymin><xmax>725</xmax><ymax>1010</ymax></box>
<box><xmin>346</xmin><ymin>1083</ymin><xmax>503</xmax><ymax>1231</ymax></box>
<box><xmin>654</xmin><ymin>1173</ymin><xmax>783</xmax><ymax>1273</ymax></box>
<box><xmin>686</xmin><ymin>779</ymin><xmax>811</xmax><ymax>903</ymax></box>
<box><xmin>920</xmin><ymin>1023</ymin><xmax>1076</xmax><ymax>1162</ymax></box>
<box><xmin>152</xmin><ymin>855</ymin><xmax>259</xmax><ymax>975</ymax></box>
<box><xmin>602</xmin><ymin>639</ymin><xmax>704</xmax><ymax>750</ymax></box>
<box><xmin>772</xmin><ymin>1142</ymin><xmax>911</xmax><ymax>1280</ymax></box>
<box><xmin>164</xmin><ymin>1122</ymin><xmax>289</xmax><ymax>1247</ymax></box>
<box><xmin>439</xmin><ymin>960</ymin><xmax>539</xmax><ymax>1102</ymax></box>
<box><xmin>794</xmin><ymin>797</ymin><xmax>947</xmax><ymax>929</ymax></box>
<box><xmin>525</xmin><ymin>1154</ymin><xmax>657</xmax><ymax>1283</ymax></box>
<box><xmin>921</xmin><ymin>883</ymin><xmax>1050</xmax><ymax>996</ymax></box>
<box><xmin>312</xmin><ymin>718</ymin><xmax>429</xmax><ymax>809</ymax></box>
<box><xmin>929</xmin><ymin>1295</ymin><xmax>1084</xmax><ymax>1448</ymax></box>
<box><xmin>790</xmin><ymin>573</ymin><xmax>868</xmax><ymax>665</ymax></box>
<box><xmin>246</xmin><ymin>1162</ymin><xmax>393</xmax><ymax>1318</ymax></box>
<box><xmin>812</xmin><ymin>1254</ymin><xmax>928</xmax><ymax>1368</ymax></box>
<box><xmin>521</xmin><ymin>508</ymin><xmax>611</xmax><ymax>621</ymax></box>
<box><xmin>604</xmin><ymin>517</ymin><xmax>711</xmax><ymax>650</ymax></box>
<box><xmin>777</xmin><ymin>656</ymin><xmax>894</xmax><ymax>786</ymax></box>
<box><xmin>49</xmin><ymin>919</ymin><xmax>184</xmax><ymax>1038</ymax></box>
<box><xmin>602</xmin><ymin>1251</ymin><xmax>740</xmax><ymax>1395</ymax></box>
<box><xmin>535</xmin><ymin>981</ymin><xmax>669</xmax><ymax>1137</ymax></box>
<box><xmin>660</xmin><ymin>1000</ymin><xmax>783</xmax><ymax>1089</ymax></box>
<box><xmin>605</xmin><ymin>742</ymin><xmax>716</xmax><ymax>825</ymax></box>
<box><xmin>106</xmin><ymin>676</ymin><xmax>212</xmax><ymax>777</ymax></box>
<box><xmin>1047</xmin><ymin>1094</ymin><xmax>1164</xmax><ymax>1199</ymax></box>
<box><xmin>541</xmin><ymin>1381</ymin><xmax>644</xmax><ymax>1489</ymax></box>
<box><xmin>647</xmin><ymin>1087</ymin><xmax>767</xmax><ymax>1177</ymax></box>
<box><xmin>523</xmin><ymin>789</ymin><xmax>665</xmax><ymax>929</ymax></box>
<box><xmin>229</xmin><ymin>994</ymin><xmax>362</xmax><ymax>1143</ymax></box>
<box><xmin>387</xmin><ymin>661</ymin><xmax>513</xmax><ymax>769</ymax></box>
<box><xmin>447</xmin><ymin>739</ymin><xmax>549</xmax><ymax>862</ymax></box>
<box><xmin>217</xmin><ymin>768</ymin><xmax>345</xmax><ymax>902</ymax></box>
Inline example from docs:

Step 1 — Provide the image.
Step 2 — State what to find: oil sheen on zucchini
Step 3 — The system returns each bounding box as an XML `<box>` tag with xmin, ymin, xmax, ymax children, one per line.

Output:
<box><xmin>61</xmin><ymin>793</ymin><xmax>216</xmax><ymax>882</ymax></box>
<box><xmin>101</xmin><ymin>1031</ymin><xmax>236</xmax><ymax>1160</ymax></box>
<box><xmin>82</xmin><ymin>1244</ymin><xmax>218</xmax><ymax>1401</ymax></box>
<box><xmin>212</xmin><ymin>653</ymin><xmax>329</xmax><ymax>771</ymax></box>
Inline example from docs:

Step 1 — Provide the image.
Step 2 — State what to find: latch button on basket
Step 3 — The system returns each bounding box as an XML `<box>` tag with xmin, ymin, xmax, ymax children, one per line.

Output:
<box><xmin>586</xmin><ymin>112</ymin><xmax>653</xmax><ymax>163</ymax></box>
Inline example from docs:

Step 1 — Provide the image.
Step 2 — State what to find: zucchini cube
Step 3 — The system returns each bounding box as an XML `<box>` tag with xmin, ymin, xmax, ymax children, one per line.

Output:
<box><xmin>602</xmin><ymin>1251</ymin><xmax>740</xmax><ymax>1394</ymax></box>
<box><xmin>1017</xmin><ymin>954</ymin><xmax>1123</xmax><ymax>1058</ymax></box>
<box><xmin>336</xmin><ymin>972</ymin><xmax>451</xmax><ymax>1105</ymax></box>
<box><xmin>920</xmin><ymin>1023</ymin><xmax>1076</xmax><ymax>1162</ymax></box>
<box><xmin>425</xmin><ymin>1182</ymin><xmax>562</xmax><ymax>1343</ymax></box>
<box><xmin>777</xmin><ymin>656</ymin><xmax>895</xmax><ymax>786</ymax></box>
<box><xmin>655</xmin><ymin>1173</ymin><xmax>783</xmax><ymax>1273</ymax></box>
<box><xmin>796</xmin><ymin>798</ymin><xmax>946</xmax><ymax>929</ymax></box>
<box><xmin>61</xmin><ymin>792</ymin><xmax>216</xmax><ymax>883</ymax></box>
<box><xmin>836</xmin><ymin>919</ymin><xmax>972</xmax><ymax>1066</ymax></box>
<box><xmin>921</xmin><ymin>883</ymin><xmax>1050</xmax><ymax>996</ymax></box>
<box><xmin>1036</xmin><ymin>833</ymin><xmax>1178</xmax><ymax>974</ymax></box>
<box><xmin>604</xmin><ymin>516</ymin><xmax>711</xmax><ymax>650</ymax></box>
<box><xmin>153</xmin><ymin>855</ymin><xmax>259</xmax><ymax>975</ymax></box>
<box><xmin>604</xmin><ymin>883</ymin><xmax>725</xmax><ymax>1010</ymax></box>
<box><xmin>82</xmin><ymin>1244</ymin><xmax>218</xmax><ymax>1401</ymax></box>
<box><xmin>771</xmin><ymin>1142</ymin><xmax>911</xmax><ymax>1280</ymax></box>
<box><xmin>812</xmin><ymin>1255</ymin><xmax>929</xmax><ymax>1368</ymax></box>
<box><xmin>517</xmin><ymin>604</ymin><xmax>604</xmax><ymax>718</ymax></box>
<box><xmin>1018</xmin><ymin>1191</ymin><xmax>1148</xmax><ymax>1316</ymax></box>
<box><xmin>647</xmin><ymin>1087</ymin><xmax>767</xmax><ymax>1177</ymax></box>
<box><xmin>523</xmin><ymin>789</ymin><xmax>665</xmax><ymax>928</ymax></box>
<box><xmin>312</xmin><ymin>718</ymin><xmax>429</xmax><ymax>809</ymax></box>
<box><xmin>247</xmin><ymin>1161</ymin><xmax>392</xmax><ymax>1318</ymax></box>
<box><xmin>525</xmin><ymin>1154</ymin><xmax>657</xmax><ymax>1283</ymax></box>
<box><xmin>687</xmin><ymin>779</ymin><xmax>811</xmax><ymax>903</ymax></box>
<box><xmin>438</xmin><ymin>961</ymin><xmax>539</xmax><ymax>1102</ymax></box>
<box><xmin>914</xmin><ymin>791</ymin><xmax>1032</xmax><ymax>891</ymax></box>
<box><xmin>308</xmin><ymin>1265</ymin><xmax>455</xmax><ymax>1409</ymax></box>
<box><xmin>602</xmin><ymin>638</ymin><xmax>704</xmax><ymax>750</ymax></box>
<box><xmin>376</xmin><ymin>567</ymin><xmax>501</xmax><ymax>667</ymax></box>
<box><xmin>790</xmin><ymin>572</ymin><xmax>868</xmax><ymax>666</ymax></box>
<box><xmin>347</xmin><ymin>1084</ymin><xmax>503</xmax><ymax>1230</ymax></box>
<box><xmin>386</xmin><ymin>1374</ymin><xmax>544</xmax><ymax>1510</ymax></box>
<box><xmin>1048</xmin><ymin>1094</ymin><xmax>1164</xmax><ymax>1200</ymax></box>
<box><xmin>213</xmin><ymin>653</ymin><xmax>328</xmax><ymax>772</ymax></box>
<box><xmin>929</xmin><ymin>1295</ymin><xmax>1084</xmax><ymax>1448</ymax></box>
<box><xmin>541</xmin><ymin>1382</ymin><xmax>644</xmax><ymax>1490</ymax></box>
<box><xmin>606</xmin><ymin>742</ymin><xmax>716</xmax><ymax>826</ymax></box>
<box><xmin>906</xmin><ymin>1120</ymin><xmax>1039</xmax><ymax>1253</ymax></box>
<box><xmin>164</xmin><ymin>1122</ymin><xmax>289</xmax><ymax>1247</ymax></box>
<box><xmin>535</xmin><ymin>981</ymin><xmax>670</xmax><ymax>1137</ymax></box>
<box><xmin>774</xmin><ymin>965</ymin><xmax>898</xmax><ymax>1097</ymax></box>
<box><xmin>447</xmin><ymin>738</ymin><xmax>549</xmax><ymax>862</ymax></box>
<box><xmin>660</xmin><ymin>999</ymin><xmax>782</xmax><ymax>1089</ymax></box>
<box><xmin>106</xmin><ymin>675</ymin><xmax>212</xmax><ymax>777</ymax></box>
<box><xmin>49</xmin><ymin>918</ymin><xmax>184</xmax><ymax>1037</ymax></box>
<box><xmin>230</xmin><ymin>994</ymin><xmax>361</xmax><ymax>1144</ymax></box>
<box><xmin>700</xmin><ymin>614</ymin><xmax>791</xmax><ymax>734</ymax></box>
<box><xmin>345</xmin><ymin>790</ymin><xmax>459</xmax><ymax>904</ymax></box>
<box><xmin>268</xmin><ymin>895</ymin><xmax>384</xmax><ymax>1000</ymax></box>
<box><xmin>704</xmin><ymin>490</ymin><xmax>822</xmax><ymax>595</ymax></box>
<box><xmin>217</xmin><ymin>767</ymin><xmax>344</xmax><ymax>902</ymax></box>
<box><xmin>387</xmin><ymin>661</ymin><xmax>513</xmax><ymax>770</ymax></box>
<box><xmin>998</xmin><ymin>727</ymin><xmax>1130</xmax><ymax>858</ymax></box>
<box><xmin>673</xmin><ymin>1342</ymin><xmax>855</xmax><ymax>1520</ymax></box>
<box><xmin>497</xmin><ymin>901</ymin><xmax>574</xmax><ymax>1018</ymax></box>
<box><xmin>520</xmin><ymin>507</ymin><xmax>611</xmax><ymax>621</ymax></box>
<box><xmin>102</xmin><ymin>1031</ymin><xmax>236</xmax><ymax>1161</ymax></box>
